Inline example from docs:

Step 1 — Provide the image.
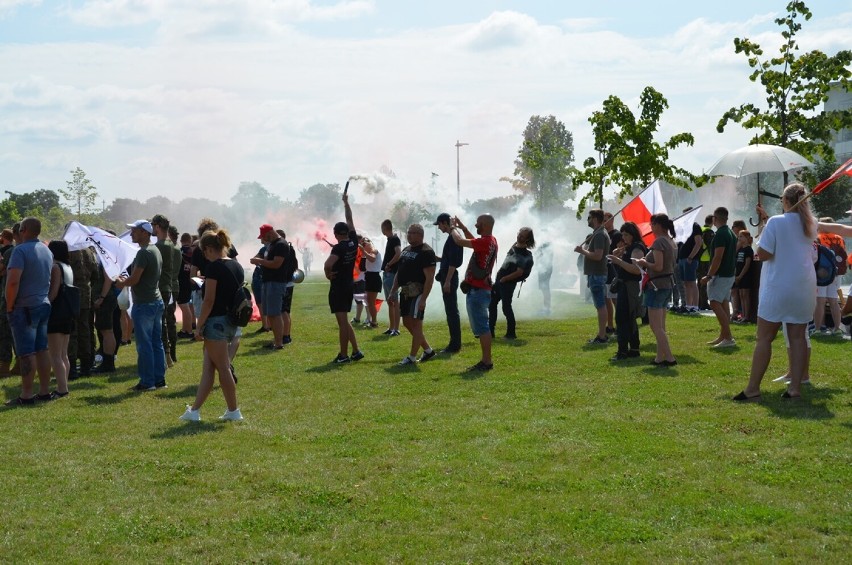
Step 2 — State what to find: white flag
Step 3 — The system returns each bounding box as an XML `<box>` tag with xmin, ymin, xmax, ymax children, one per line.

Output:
<box><xmin>63</xmin><ymin>221</ymin><xmax>140</xmax><ymax>280</ymax></box>
<box><xmin>673</xmin><ymin>206</ymin><xmax>703</xmax><ymax>244</ymax></box>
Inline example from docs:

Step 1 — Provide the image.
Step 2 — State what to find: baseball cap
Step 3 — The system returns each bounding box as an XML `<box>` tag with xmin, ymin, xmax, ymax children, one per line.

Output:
<box><xmin>126</xmin><ymin>220</ymin><xmax>153</xmax><ymax>234</ymax></box>
<box><xmin>433</xmin><ymin>212</ymin><xmax>452</xmax><ymax>225</ymax></box>
<box><xmin>257</xmin><ymin>224</ymin><xmax>275</xmax><ymax>239</ymax></box>
<box><xmin>333</xmin><ymin>221</ymin><xmax>349</xmax><ymax>234</ymax></box>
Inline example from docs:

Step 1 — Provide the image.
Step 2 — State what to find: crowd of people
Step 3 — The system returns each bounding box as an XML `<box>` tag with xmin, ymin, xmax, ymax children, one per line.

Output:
<box><xmin>1</xmin><ymin>184</ymin><xmax>849</xmax><ymax>418</ymax></box>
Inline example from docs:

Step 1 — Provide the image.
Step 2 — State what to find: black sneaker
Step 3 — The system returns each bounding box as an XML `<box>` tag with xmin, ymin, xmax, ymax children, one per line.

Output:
<box><xmin>418</xmin><ymin>349</ymin><xmax>437</xmax><ymax>362</ymax></box>
<box><xmin>605</xmin><ymin>327</ymin><xmax>616</xmax><ymax>335</ymax></box>
<box><xmin>439</xmin><ymin>347</ymin><xmax>460</xmax><ymax>354</ymax></box>
<box><xmin>467</xmin><ymin>361</ymin><xmax>494</xmax><ymax>372</ymax></box>
<box><xmin>155</xmin><ymin>381</ymin><xmax>168</xmax><ymax>389</ymax></box>
<box><xmin>382</xmin><ymin>329</ymin><xmax>393</xmax><ymax>335</ymax></box>
<box><xmin>332</xmin><ymin>354</ymin><xmax>350</xmax><ymax>364</ymax></box>
<box><xmin>350</xmin><ymin>350</ymin><xmax>364</xmax><ymax>362</ymax></box>
<box><xmin>132</xmin><ymin>383</ymin><xmax>156</xmax><ymax>391</ymax></box>
<box><xmin>282</xmin><ymin>336</ymin><xmax>292</xmax><ymax>344</ymax></box>
<box><xmin>588</xmin><ymin>336</ymin><xmax>609</xmax><ymax>344</ymax></box>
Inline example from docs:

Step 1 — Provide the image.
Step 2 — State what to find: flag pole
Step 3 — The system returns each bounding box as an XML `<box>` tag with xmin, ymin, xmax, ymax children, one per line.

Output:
<box><xmin>787</xmin><ymin>157</ymin><xmax>852</xmax><ymax>213</ymax></box>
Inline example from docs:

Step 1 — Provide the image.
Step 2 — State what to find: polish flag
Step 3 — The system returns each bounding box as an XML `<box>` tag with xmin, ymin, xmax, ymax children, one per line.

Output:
<box><xmin>620</xmin><ymin>180</ymin><xmax>667</xmax><ymax>246</ymax></box>
<box><xmin>812</xmin><ymin>157</ymin><xmax>852</xmax><ymax>194</ymax></box>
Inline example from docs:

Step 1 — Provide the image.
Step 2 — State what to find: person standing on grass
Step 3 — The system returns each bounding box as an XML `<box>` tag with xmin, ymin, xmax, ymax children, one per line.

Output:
<box><xmin>250</xmin><ymin>224</ymin><xmax>289</xmax><ymax>350</ymax></box>
<box><xmin>0</xmin><ymin>226</ymin><xmax>17</xmax><ymax>378</ymax></box>
<box><xmin>380</xmin><ymin>219</ymin><xmax>402</xmax><ymax>336</ymax></box>
<box><xmin>434</xmin><ymin>212</ymin><xmax>464</xmax><ymax>353</ymax></box>
<box><xmin>574</xmin><ymin>209</ymin><xmax>611</xmax><ymax>344</ymax></box>
<box><xmin>634</xmin><ymin>214</ymin><xmax>677</xmax><ymax>367</ymax></box>
<box><xmin>176</xmin><ymin>232</ymin><xmax>196</xmax><ymax>339</ymax></box>
<box><xmin>5</xmin><ymin>217</ymin><xmax>55</xmax><ymax>405</ymax></box>
<box><xmin>734</xmin><ymin>184</ymin><xmax>817</xmax><ymax>402</ymax></box>
<box><xmin>700</xmin><ymin>207</ymin><xmax>737</xmax><ymax>349</ymax></box>
<box><xmin>46</xmin><ymin>240</ymin><xmax>74</xmax><ymax>399</ymax></box>
<box><xmin>388</xmin><ymin>224</ymin><xmax>437</xmax><ymax>365</ymax></box>
<box><xmin>325</xmin><ymin>192</ymin><xmax>363</xmax><ymax>364</ymax></box>
<box><xmin>606</xmin><ymin>222</ymin><xmax>647</xmax><ymax>361</ymax></box>
<box><xmin>489</xmin><ymin>227</ymin><xmax>535</xmax><ymax>340</ymax></box>
<box><xmin>361</xmin><ymin>236</ymin><xmax>382</xmax><ymax>329</ymax></box>
<box><xmin>116</xmin><ymin>220</ymin><xmax>166</xmax><ymax>391</ymax></box>
<box><xmin>676</xmin><ymin>219</ymin><xmax>703</xmax><ymax>314</ymax></box>
<box><xmin>151</xmin><ymin>215</ymin><xmax>180</xmax><ymax>366</ymax></box>
<box><xmin>733</xmin><ymin>230</ymin><xmax>755</xmax><ymax>323</ymax></box>
<box><xmin>451</xmin><ymin>213</ymin><xmax>498</xmax><ymax>372</ymax></box>
<box><xmin>180</xmin><ymin>229</ymin><xmax>243</xmax><ymax>422</ymax></box>
<box><xmin>603</xmin><ymin>212</ymin><xmax>620</xmax><ymax>335</ymax></box>
<box><xmin>813</xmin><ymin>218</ymin><xmax>845</xmax><ymax>335</ymax></box>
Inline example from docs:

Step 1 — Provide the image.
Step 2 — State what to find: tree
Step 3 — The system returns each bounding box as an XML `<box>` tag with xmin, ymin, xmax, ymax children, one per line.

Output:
<box><xmin>717</xmin><ymin>1</ymin><xmax>852</xmax><ymax>162</ymax></box>
<box><xmin>501</xmin><ymin>115</ymin><xmax>575</xmax><ymax>211</ymax></box>
<box><xmin>296</xmin><ymin>183</ymin><xmax>342</xmax><ymax>218</ymax></box>
<box><xmin>802</xmin><ymin>159</ymin><xmax>852</xmax><ymax>219</ymax></box>
<box><xmin>0</xmin><ymin>198</ymin><xmax>19</xmax><ymax>228</ymax></box>
<box><xmin>390</xmin><ymin>200</ymin><xmax>433</xmax><ymax>229</ymax></box>
<box><xmin>576</xmin><ymin>86</ymin><xmax>700</xmax><ymax>215</ymax></box>
<box><xmin>60</xmin><ymin>167</ymin><xmax>99</xmax><ymax>216</ymax></box>
<box><xmin>4</xmin><ymin>189</ymin><xmax>61</xmax><ymax>218</ymax></box>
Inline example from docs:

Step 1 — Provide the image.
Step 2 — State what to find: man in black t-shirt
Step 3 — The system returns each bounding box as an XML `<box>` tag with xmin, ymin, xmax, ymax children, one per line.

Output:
<box><xmin>324</xmin><ymin>193</ymin><xmax>363</xmax><ymax>364</ymax></box>
<box><xmin>249</xmin><ymin>224</ymin><xmax>290</xmax><ymax>349</ymax></box>
<box><xmin>380</xmin><ymin>219</ymin><xmax>402</xmax><ymax>336</ymax></box>
<box><xmin>388</xmin><ymin>224</ymin><xmax>437</xmax><ymax>365</ymax></box>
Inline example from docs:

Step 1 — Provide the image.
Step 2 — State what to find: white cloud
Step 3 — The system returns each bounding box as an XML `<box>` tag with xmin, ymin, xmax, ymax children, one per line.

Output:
<box><xmin>0</xmin><ymin>0</ymin><xmax>40</xmax><ymax>17</ymax></box>
<box><xmin>459</xmin><ymin>10</ymin><xmax>543</xmax><ymax>51</ymax></box>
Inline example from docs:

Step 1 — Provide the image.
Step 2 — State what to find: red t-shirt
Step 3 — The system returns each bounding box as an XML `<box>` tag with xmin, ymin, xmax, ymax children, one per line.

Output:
<box><xmin>465</xmin><ymin>235</ymin><xmax>498</xmax><ymax>290</ymax></box>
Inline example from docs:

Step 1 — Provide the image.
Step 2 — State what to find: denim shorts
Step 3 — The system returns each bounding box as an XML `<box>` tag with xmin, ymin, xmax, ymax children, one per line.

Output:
<box><xmin>466</xmin><ymin>287</ymin><xmax>491</xmax><ymax>336</ymax></box>
<box><xmin>677</xmin><ymin>258</ymin><xmax>699</xmax><ymax>282</ymax></box>
<box><xmin>382</xmin><ymin>271</ymin><xmax>396</xmax><ymax>298</ymax></box>
<box><xmin>644</xmin><ymin>287</ymin><xmax>673</xmax><ymax>309</ymax></box>
<box><xmin>202</xmin><ymin>315</ymin><xmax>237</xmax><ymax>342</ymax></box>
<box><xmin>588</xmin><ymin>274</ymin><xmax>607</xmax><ymax>309</ymax></box>
<box><xmin>261</xmin><ymin>281</ymin><xmax>287</xmax><ymax>316</ymax></box>
<box><xmin>9</xmin><ymin>303</ymin><xmax>51</xmax><ymax>357</ymax></box>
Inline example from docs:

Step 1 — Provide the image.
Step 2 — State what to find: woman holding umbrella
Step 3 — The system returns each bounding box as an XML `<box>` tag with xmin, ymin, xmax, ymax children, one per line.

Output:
<box><xmin>734</xmin><ymin>182</ymin><xmax>817</xmax><ymax>402</ymax></box>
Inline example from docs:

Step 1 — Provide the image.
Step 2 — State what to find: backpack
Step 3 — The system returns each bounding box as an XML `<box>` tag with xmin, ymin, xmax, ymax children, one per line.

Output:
<box><xmin>823</xmin><ymin>236</ymin><xmax>848</xmax><ymax>276</ymax></box>
<box><xmin>225</xmin><ymin>262</ymin><xmax>253</xmax><ymax>327</ymax></box>
<box><xmin>281</xmin><ymin>242</ymin><xmax>299</xmax><ymax>283</ymax></box>
<box><xmin>814</xmin><ymin>244</ymin><xmax>837</xmax><ymax>287</ymax></box>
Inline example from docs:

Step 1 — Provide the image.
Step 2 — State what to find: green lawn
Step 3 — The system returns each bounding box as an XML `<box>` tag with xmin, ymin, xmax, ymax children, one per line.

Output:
<box><xmin>1</xmin><ymin>281</ymin><xmax>849</xmax><ymax>563</ymax></box>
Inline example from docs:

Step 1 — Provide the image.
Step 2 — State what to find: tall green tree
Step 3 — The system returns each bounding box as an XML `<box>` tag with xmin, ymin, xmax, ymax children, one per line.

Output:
<box><xmin>4</xmin><ymin>189</ymin><xmax>61</xmax><ymax>218</ymax></box>
<box><xmin>0</xmin><ymin>199</ymin><xmax>19</xmax><ymax>228</ymax></box>
<box><xmin>502</xmin><ymin>115</ymin><xmax>575</xmax><ymax>211</ymax></box>
<box><xmin>717</xmin><ymin>1</ymin><xmax>852</xmax><ymax>162</ymax></box>
<box><xmin>297</xmin><ymin>183</ymin><xmax>342</xmax><ymax>218</ymax></box>
<box><xmin>60</xmin><ymin>167</ymin><xmax>99</xmax><ymax>216</ymax></box>
<box><xmin>576</xmin><ymin>86</ymin><xmax>699</xmax><ymax>215</ymax></box>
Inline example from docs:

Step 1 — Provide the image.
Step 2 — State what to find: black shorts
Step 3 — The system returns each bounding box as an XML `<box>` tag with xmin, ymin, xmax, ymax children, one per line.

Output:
<box><xmin>177</xmin><ymin>280</ymin><xmax>192</xmax><ymax>305</ymax></box>
<box><xmin>47</xmin><ymin>317</ymin><xmax>74</xmax><ymax>334</ymax></box>
<box><xmin>365</xmin><ymin>272</ymin><xmax>382</xmax><ymax>293</ymax></box>
<box><xmin>329</xmin><ymin>285</ymin><xmax>354</xmax><ymax>314</ymax></box>
<box><xmin>400</xmin><ymin>293</ymin><xmax>426</xmax><ymax>320</ymax></box>
<box><xmin>281</xmin><ymin>286</ymin><xmax>294</xmax><ymax>313</ymax></box>
<box><xmin>95</xmin><ymin>293</ymin><xmax>118</xmax><ymax>331</ymax></box>
<box><xmin>353</xmin><ymin>280</ymin><xmax>366</xmax><ymax>294</ymax></box>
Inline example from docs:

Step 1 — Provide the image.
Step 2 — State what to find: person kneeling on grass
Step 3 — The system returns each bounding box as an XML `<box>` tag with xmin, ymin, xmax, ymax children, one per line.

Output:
<box><xmin>180</xmin><ymin>229</ymin><xmax>243</xmax><ymax>422</ymax></box>
<box><xmin>388</xmin><ymin>224</ymin><xmax>437</xmax><ymax>365</ymax></box>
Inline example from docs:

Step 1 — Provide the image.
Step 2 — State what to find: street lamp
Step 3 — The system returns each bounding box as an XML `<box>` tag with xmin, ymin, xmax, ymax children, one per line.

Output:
<box><xmin>455</xmin><ymin>140</ymin><xmax>468</xmax><ymax>205</ymax></box>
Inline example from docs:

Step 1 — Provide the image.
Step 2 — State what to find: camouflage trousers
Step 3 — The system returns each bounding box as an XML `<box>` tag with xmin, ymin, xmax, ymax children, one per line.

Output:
<box><xmin>69</xmin><ymin>308</ymin><xmax>95</xmax><ymax>369</ymax></box>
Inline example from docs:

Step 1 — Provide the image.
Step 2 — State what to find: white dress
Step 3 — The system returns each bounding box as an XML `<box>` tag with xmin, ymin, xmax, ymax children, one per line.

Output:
<box><xmin>757</xmin><ymin>213</ymin><xmax>817</xmax><ymax>323</ymax></box>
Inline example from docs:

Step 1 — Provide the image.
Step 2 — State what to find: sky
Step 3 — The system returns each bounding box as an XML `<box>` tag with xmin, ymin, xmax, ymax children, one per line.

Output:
<box><xmin>1</xmin><ymin>0</ymin><xmax>850</xmax><ymax>210</ymax></box>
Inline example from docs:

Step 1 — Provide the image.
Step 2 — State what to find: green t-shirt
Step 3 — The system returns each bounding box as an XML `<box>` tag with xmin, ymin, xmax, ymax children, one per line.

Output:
<box><xmin>583</xmin><ymin>227</ymin><xmax>610</xmax><ymax>276</ymax></box>
<box><xmin>155</xmin><ymin>239</ymin><xmax>175</xmax><ymax>295</ymax></box>
<box><xmin>131</xmin><ymin>245</ymin><xmax>163</xmax><ymax>304</ymax></box>
<box><xmin>711</xmin><ymin>225</ymin><xmax>737</xmax><ymax>278</ymax></box>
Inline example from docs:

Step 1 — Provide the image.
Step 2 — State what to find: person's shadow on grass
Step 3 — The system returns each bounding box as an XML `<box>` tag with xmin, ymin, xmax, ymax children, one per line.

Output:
<box><xmin>158</xmin><ymin>385</ymin><xmax>197</xmax><ymax>399</ymax></box>
<box><xmin>151</xmin><ymin>422</ymin><xmax>224</xmax><ymax>439</ymax></box>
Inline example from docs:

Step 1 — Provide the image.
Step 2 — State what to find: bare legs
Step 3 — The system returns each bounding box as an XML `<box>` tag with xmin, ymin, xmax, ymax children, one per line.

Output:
<box><xmin>334</xmin><ymin>312</ymin><xmax>358</xmax><ymax>357</ymax></box>
<box><xmin>647</xmin><ymin>307</ymin><xmax>674</xmax><ymax>363</ymax></box>
<box><xmin>402</xmin><ymin>316</ymin><xmax>430</xmax><ymax>358</ymax></box>
<box><xmin>190</xmin><ymin>339</ymin><xmax>238</xmax><ymax>413</ymax></box>
<box><xmin>744</xmin><ymin>319</ymin><xmax>808</xmax><ymax>398</ymax></box>
<box><xmin>47</xmin><ymin>333</ymin><xmax>70</xmax><ymax>395</ymax></box>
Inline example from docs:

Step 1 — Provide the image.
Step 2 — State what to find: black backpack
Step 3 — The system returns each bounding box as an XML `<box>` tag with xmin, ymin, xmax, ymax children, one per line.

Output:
<box><xmin>225</xmin><ymin>262</ymin><xmax>253</xmax><ymax>327</ymax></box>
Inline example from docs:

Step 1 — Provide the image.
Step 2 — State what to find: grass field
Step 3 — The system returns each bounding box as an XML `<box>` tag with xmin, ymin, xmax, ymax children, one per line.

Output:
<box><xmin>1</xmin><ymin>280</ymin><xmax>849</xmax><ymax>563</ymax></box>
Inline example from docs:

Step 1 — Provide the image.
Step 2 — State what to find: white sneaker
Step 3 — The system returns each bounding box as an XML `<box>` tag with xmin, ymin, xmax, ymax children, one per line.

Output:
<box><xmin>713</xmin><ymin>339</ymin><xmax>736</xmax><ymax>348</ymax></box>
<box><xmin>219</xmin><ymin>408</ymin><xmax>244</xmax><ymax>421</ymax></box>
<box><xmin>179</xmin><ymin>406</ymin><xmax>200</xmax><ymax>422</ymax></box>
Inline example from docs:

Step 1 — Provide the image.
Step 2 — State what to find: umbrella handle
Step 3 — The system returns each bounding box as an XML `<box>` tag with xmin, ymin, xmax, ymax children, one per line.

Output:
<box><xmin>749</xmin><ymin>217</ymin><xmax>761</xmax><ymax>227</ymax></box>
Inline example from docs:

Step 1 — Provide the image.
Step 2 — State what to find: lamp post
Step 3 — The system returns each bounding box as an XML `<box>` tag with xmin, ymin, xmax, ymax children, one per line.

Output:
<box><xmin>455</xmin><ymin>140</ymin><xmax>468</xmax><ymax>205</ymax></box>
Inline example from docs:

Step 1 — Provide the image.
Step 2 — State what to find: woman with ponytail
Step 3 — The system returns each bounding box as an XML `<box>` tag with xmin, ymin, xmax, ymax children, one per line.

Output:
<box><xmin>734</xmin><ymin>182</ymin><xmax>816</xmax><ymax>402</ymax></box>
<box><xmin>180</xmin><ymin>229</ymin><xmax>244</xmax><ymax>422</ymax></box>
<box><xmin>634</xmin><ymin>214</ymin><xmax>677</xmax><ymax>366</ymax></box>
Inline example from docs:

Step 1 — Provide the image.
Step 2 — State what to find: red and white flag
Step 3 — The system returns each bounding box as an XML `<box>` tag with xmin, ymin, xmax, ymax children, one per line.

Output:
<box><xmin>620</xmin><ymin>180</ymin><xmax>667</xmax><ymax>246</ymax></box>
<box><xmin>812</xmin><ymin>157</ymin><xmax>852</xmax><ymax>194</ymax></box>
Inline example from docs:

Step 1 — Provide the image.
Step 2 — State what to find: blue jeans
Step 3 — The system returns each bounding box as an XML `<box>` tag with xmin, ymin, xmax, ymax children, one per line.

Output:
<box><xmin>132</xmin><ymin>300</ymin><xmax>166</xmax><ymax>387</ymax></box>
<box><xmin>588</xmin><ymin>274</ymin><xmax>607</xmax><ymax>309</ymax></box>
<box><xmin>466</xmin><ymin>287</ymin><xmax>491</xmax><ymax>337</ymax></box>
<box><xmin>9</xmin><ymin>303</ymin><xmax>51</xmax><ymax>357</ymax></box>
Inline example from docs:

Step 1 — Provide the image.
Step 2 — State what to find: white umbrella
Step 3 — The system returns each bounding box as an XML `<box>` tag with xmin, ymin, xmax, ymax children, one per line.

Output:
<box><xmin>707</xmin><ymin>143</ymin><xmax>813</xmax><ymax>177</ymax></box>
<box><xmin>707</xmin><ymin>143</ymin><xmax>813</xmax><ymax>225</ymax></box>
